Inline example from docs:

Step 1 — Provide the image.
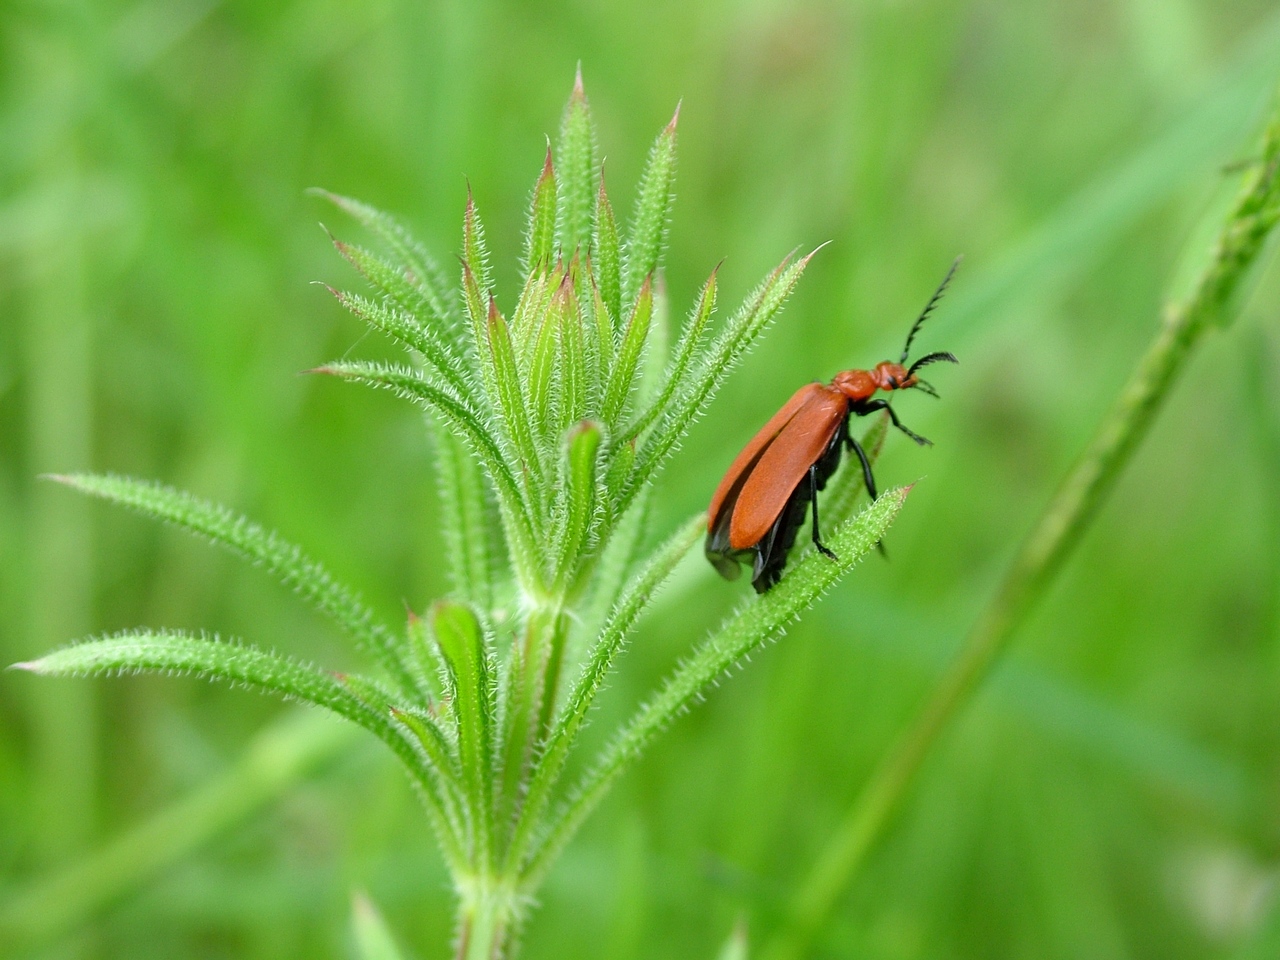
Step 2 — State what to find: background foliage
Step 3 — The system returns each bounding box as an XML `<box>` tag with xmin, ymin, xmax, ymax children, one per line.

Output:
<box><xmin>3</xmin><ymin>1</ymin><xmax>1280</xmax><ymax>958</ymax></box>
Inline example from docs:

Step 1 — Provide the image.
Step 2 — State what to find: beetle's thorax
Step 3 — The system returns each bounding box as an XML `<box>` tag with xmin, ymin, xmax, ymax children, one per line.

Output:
<box><xmin>832</xmin><ymin>362</ymin><xmax>915</xmax><ymax>402</ymax></box>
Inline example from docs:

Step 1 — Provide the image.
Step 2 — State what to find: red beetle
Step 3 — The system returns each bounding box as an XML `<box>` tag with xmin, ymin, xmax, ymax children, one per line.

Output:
<box><xmin>706</xmin><ymin>259</ymin><xmax>959</xmax><ymax>592</ymax></box>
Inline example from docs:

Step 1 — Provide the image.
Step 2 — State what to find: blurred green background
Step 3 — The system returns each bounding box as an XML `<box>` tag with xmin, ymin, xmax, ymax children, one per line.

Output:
<box><xmin>4</xmin><ymin>0</ymin><xmax>1280</xmax><ymax>957</ymax></box>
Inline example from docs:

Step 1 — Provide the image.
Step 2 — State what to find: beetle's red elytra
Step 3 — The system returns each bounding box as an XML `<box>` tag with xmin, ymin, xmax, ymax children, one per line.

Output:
<box><xmin>705</xmin><ymin>258</ymin><xmax>960</xmax><ymax>592</ymax></box>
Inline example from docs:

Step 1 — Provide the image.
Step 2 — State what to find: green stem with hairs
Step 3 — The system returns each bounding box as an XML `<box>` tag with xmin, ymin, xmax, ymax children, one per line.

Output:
<box><xmin>766</xmin><ymin>89</ymin><xmax>1280</xmax><ymax>960</ymax></box>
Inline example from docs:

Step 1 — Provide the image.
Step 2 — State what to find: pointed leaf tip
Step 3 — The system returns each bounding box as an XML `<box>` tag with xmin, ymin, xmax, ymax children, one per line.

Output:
<box><xmin>542</xmin><ymin>142</ymin><xmax>555</xmax><ymax>178</ymax></box>
<box><xmin>800</xmin><ymin>239</ymin><xmax>833</xmax><ymax>266</ymax></box>
<box><xmin>572</xmin><ymin>62</ymin><xmax>585</xmax><ymax>99</ymax></box>
<box><xmin>7</xmin><ymin>660</ymin><xmax>38</xmax><ymax>673</ymax></box>
<box><xmin>667</xmin><ymin>100</ymin><xmax>681</xmax><ymax>133</ymax></box>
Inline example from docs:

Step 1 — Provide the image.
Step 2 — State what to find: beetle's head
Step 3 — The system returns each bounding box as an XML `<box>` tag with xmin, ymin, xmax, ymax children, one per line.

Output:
<box><xmin>871</xmin><ymin>361</ymin><xmax>914</xmax><ymax>391</ymax></box>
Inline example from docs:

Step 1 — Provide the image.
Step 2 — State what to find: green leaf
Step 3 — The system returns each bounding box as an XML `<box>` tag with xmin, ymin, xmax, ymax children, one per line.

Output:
<box><xmin>588</xmin><ymin>268</ymin><xmax>614</xmax><ymax>392</ymax></box>
<box><xmin>556</xmin><ymin>65</ymin><xmax>597</xmax><ymax>257</ymax></box>
<box><xmin>639</xmin><ymin>274</ymin><xmax>670</xmax><ymax>406</ymax></box>
<box><xmin>486</xmin><ymin>298</ymin><xmax>545</xmax><ymax>496</ymax></box>
<box><xmin>328</xmin><ymin>235</ymin><xmax>466</xmax><ymax>355</ymax></box>
<box><xmin>315</xmin><ymin>362</ymin><xmax>518</xmax><ymax>514</ymax></box>
<box><xmin>351</xmin><ymin>893</ymin><xmax>410</xmax><ymax>960</ymax></box>
<box><xmin>46</xmin><ymin>474</ymin><xmax>419</xmax><ymax>697</ymax></box>
<box><xmin>601</xmin><ymin>275</ymin><xmax>653</xmax><ymax>427</ymax></box>
<box><xmin>462</xmin><ymin>190</ymin><xmax>496</xmax><ymax>362</ymax></box>
<box><xmin>311</xmin><ymin>190</ymin><xmax>458</xmax><ymax>327</ymax></box>
<box><xmin>525</xmin><ymin>146</ymin><xmax>558</xmax><ymax>278</ymax></box>
<box><xmin>512</xmin><ymin>268</ymin><xmax>554</xmax><ymax>362</ymax></box>
<box><xmin>553</xmin><ymin>421</ymin><xmax>602</xmax><ymax>591</ymax></box>
<box><xmin>315</xmin><ymin>362</ymin><xmax>541</xmax><ymax>587</ymax></box>
<box><xmin>390</xmin><ymin>704</ymin><xmax>469</xmax><ymax>844</ymax></box>
<box><xmin>593</xmin><ymin>173</ymin><xmax>621</xmax><ymax>331</ymax></box>
<box><xmin>13</xmin><ymin>632</ymin><xmax>392</xmax><ymax>734</ymax></box>
<box><xmin>429</xmin><ymin>420</ymin><xmax>500</xmax><ymax>612</ymax></box>
<box><xmin>327</xmin><ymin>286</ymin><xmax>472</xmax><ymax>400</ymax></box>
<box><xmin>621</xmin><ymin>106</ymin><xmax>678</xmax><ymax>308</ymax></box>
<box><xmin>431</xmin><ymin>601</ymin><xmax>496</xmax><ymax>865</ymax></box>
<box><xmin>527</xmin><ymin>284</ymin><xmax>561</xmax><ymax>445</ymax></box>
<box><xmin>717</xmin><ymin>920</ymin><xmax>750</xmax><ymax>960</ymax></box>
<box><xmin>624</xmin><ymin>247</ymin><xmax>819</xmax><ymax>512</ymax></box>
<box><xmin>523</xmin><ymin>488</ymin><xmax>910</xmax><ymax>887</ymax></box>
<box><xmin>554</xmin><ymin>267</ymin><xmax>587</xmax><ymax>433</ymax></box>
<box><xmin>507</xmin><ymin>513</ymin><xmax>702</xmax><ymax>873</ymax></box>
<box><xmin>463</xmin><ymin>185</ymin><xmax>494</xmax><ymax>297</ymax></box>
<box><xmin>628</xmin><ymin>264</ymin><xmax>718</xmax><ymax>438</ymax></box>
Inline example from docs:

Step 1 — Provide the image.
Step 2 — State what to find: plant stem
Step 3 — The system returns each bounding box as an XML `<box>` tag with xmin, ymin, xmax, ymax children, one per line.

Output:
<box><xmin>765</xmin><ymin>90</ymin><xmax>1280</xmax><ymax>960</ymax></box>
<box><xmin>454</xmin><ymin>879</ymin><xmax>518</xmax><ymax>960</ymax></box>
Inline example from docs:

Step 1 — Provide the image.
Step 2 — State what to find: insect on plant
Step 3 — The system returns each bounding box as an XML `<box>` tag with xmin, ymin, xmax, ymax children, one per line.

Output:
<box><xmin>706</xmin><ymin>259</ymin><xmax>959</xmax><ymax>592</ymax></box>
<box><xmin>10</xmin><ymin>70</ymin><xmax>915</xmax><ymax>960</ymax></box>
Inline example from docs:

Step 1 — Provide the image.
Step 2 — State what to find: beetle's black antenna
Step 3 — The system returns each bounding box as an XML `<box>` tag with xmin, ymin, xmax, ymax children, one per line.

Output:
<box><xmin>900</xmin><ymin>256</ymin><xmax>961</xmax><ymax>364</ymax></box>
<box><xmin>912</xmin><ymin>378</ymin><xmax>940</xmax><ymax>398</ymax></box>
<box><xmin>907</xmin><ymin>350</ymin><xmax>959</xmax><ymax>376</ymax></box>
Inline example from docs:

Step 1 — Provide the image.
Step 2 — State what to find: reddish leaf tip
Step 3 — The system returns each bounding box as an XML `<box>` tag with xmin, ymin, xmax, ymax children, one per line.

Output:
<box><xmin>541</xmin><ymin>142</ymin><xmax>555</xmax><ymax>178</ymax></box>
<box><xmin>800</xmin><ymin>239</ymin><xmax>833</xmax><ymax>266</ymax></box>
<box><xmin>571</xmin><ymin>62</ymin><xmax>586</xmax><ymax>100</ymax></box>
<box><xmin>666</xmin><ymin>100</ymin><xmax>682</xmax><ymax>133</ymax></box>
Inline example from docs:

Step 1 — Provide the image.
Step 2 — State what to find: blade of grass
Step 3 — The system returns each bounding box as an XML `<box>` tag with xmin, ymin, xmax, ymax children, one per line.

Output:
<box><xmin>351</xmin><ymin>892</ymin><xmax>410</xmax><ymax>960</ymax></box>
<box><xmin>0</xmin><ymin>711</ymin><xmax>358</xmax><ymax>953</ymax></box>
<box><xmin>764</xmin><ymin>87</ymin><xmax>1280</xmax><ymax>960</ymax></box>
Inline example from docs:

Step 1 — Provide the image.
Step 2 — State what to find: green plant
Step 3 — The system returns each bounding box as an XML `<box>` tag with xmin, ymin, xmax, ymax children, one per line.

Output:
<box><xmin>11</xmin><ymin>71</ymin><xmax>907</xmax><ymax>959</ymax></box>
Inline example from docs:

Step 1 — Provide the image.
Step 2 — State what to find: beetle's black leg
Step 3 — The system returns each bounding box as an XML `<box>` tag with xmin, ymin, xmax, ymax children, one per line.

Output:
<box><xmin>809</xmin><ymin>465</ymin><xmax>838</xmax><ymax>561</ymax></box>
<box><xmin>846</xmin><ymin>434</ymin><xmax>879</xmax><ymax>502</ymax></box>
<box><xmin>861</xmin><ymin>399</ymin><xmax>931</xmax><ymax>446</ymax></box>
<box><xmin>844</xmin><ymin>434</ymin><xmax>889</xmax><ymax>558</ymax></box>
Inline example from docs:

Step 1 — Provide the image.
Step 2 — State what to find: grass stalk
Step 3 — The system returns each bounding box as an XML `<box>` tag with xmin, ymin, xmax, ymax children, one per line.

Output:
<box><xmin>765</xmin><ymin>88</ymin><xmax>1280</xmax><ymax>960</ymax></box>
<box><xmin>0</xmin><ymin>712</ymin><xmax>356</xmax><ymax>953</ymax></box>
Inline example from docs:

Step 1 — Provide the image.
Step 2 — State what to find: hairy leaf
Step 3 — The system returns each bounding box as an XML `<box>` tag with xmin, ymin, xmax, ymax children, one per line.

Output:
<box><xmin>601</xmin><ymin>275</ymin><xmax>653</xmax><ymax>427</ymax></box>
<box><xmin>621</xmin><ymin>107</ymin><xmax>678</xmax><ymax>308</ymax></box>
<box><xmin>553</xmin><ymin>421</ymin><xmax>602</xmax><ymax>592</ymax></box>
<box><xmin>525</xmin><ymin>147</ymin><xmax>558</xmax><ymax>278</ymax></box>
<box><xmin>430</xmin><ymin>420</ymin><xmax>499</xmax><ymax>611</ymax></box>
<box><xmin>46</xmin><ymin>474</ymin><xmax>418</xmax><ymax>696</ymax></box>
<box><xmin>557</xmin><ymin>66</ymin><xmax>597</xmax><ymax>257</ymax></box>
<box><xmin>629</xmin><ymin>265</ymin><xmax>718</xmax><ymax>438</ymax></box>
<box><xmin>624</xmin><ymin>248</ymin><xmax>819</xmax><ymax>512</ymax></box>
<box><xmin>554</xmin><ymin>269</ymin><xmax>587</xmax><ymax>433</ymax></box>
<box><xmin>328</xmin><ymin>287</ymin><xmax>472</xmax><ymax>400</ymax></box>
<box><xmin>432</xmin><ymin>600</ymin><xmax>496</xmax><ymax>866</ymax></box>
<box><xmin>312</xmin><ymin>190</ymin><xmax>457</xmax><ymax>327</ymax></box>
<box><xmin>314</xmin><ymin>362</ymin><xmax>540</xmax><ymax>585</ymax></box>
<box><xmin>487</xmin><ymin>298</ymin><xmax>545</xmax><ymax>498</ymax></box>
<box><xmin>593</xmin><ymin>174</ymin><xmax>621</xmax><ymax>333</ymax></box>
<box><xmin>14</xmin><ymin>632</ymin><xmax>390</xmax><ymax>734</ymax></box>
